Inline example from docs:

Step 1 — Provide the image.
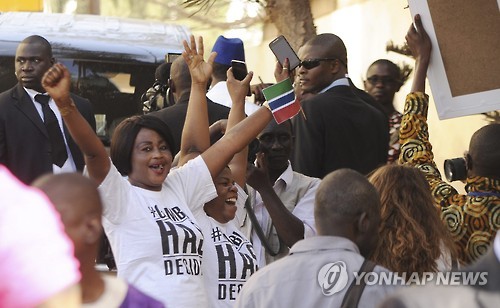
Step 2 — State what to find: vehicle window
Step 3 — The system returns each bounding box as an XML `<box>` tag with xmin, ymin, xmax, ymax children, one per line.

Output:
<box><xmin>0</xmin><ymin>57</ymin><xmax>156</xmax><ymax>145</ymax></box>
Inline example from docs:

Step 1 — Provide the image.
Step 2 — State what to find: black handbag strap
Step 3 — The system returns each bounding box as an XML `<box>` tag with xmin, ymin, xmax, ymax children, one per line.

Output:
<box><xmin>244</xmin><ymin>193</ymin><xmax>281</xmax><ymax>256</ymax></box>
<box><xmin>341</xmin><ymin>259</ymin><xmax>376</xmax><ymax>308</ymax></box>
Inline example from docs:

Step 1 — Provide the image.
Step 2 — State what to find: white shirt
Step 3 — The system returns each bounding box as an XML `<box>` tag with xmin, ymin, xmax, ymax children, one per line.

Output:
<box><xmin>206</xmin><ymin>81</ymin><xmax>260</xmax><ymax>115</ymax></box>
<box><xmin>319</xmin><ymin>77</ymin><xmax>350</xmax><ymax>93</ymax></box>
<box><xmin>194</xmin><ymin>186</ymin><xmax>258</xmax><ymax>308</ymax></box>
<box><xmin>98</xmin><ymin>156</ymin><xmax>217</xmax><ymax>308</ymax></box>
<box><xmin>24</xmin><ymin>87</ymin><xmax>77</xmax><ymax>173</ymax></box>
<box><xmin>249</xmin><ymin>163</ymin><xmax>318</xmax><ymax>267</ymax></box>
<box><xmin>235</xmin><ymin>236</ymin><xmax>396</xmax><ymax>308</ymax></box>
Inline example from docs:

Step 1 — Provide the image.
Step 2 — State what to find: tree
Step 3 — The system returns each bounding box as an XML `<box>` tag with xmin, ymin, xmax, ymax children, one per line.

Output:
<box><xmin>183</xmin><ymin>0</ymin><xmax>316</xmax><ymax>51</ymax></box>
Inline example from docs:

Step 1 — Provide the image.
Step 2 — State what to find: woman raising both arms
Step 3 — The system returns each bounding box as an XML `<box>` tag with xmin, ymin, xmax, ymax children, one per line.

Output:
<box><xmin>40</xmin><ymin>35</ymin><xmax>274</xmax><ymax>307</ymax></box>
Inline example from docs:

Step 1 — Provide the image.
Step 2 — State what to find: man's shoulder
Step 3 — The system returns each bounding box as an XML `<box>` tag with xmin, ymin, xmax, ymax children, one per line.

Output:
<box><xmin>207</xmin><ymin>98</ymin><xmax>231</xmax><ymax>113</ymax></box>
<box><xmin>0</xmin><ymin>85</ymin><xmax>19</xmax><ymax>104</ymax></box>
<box><xmin>291</xmin><ymin>170</ymin><xmax>321</xmax><ymax>187</ymax></box>
<box><xmin>302</xmin><ymin>86</ymin><xmax>356</xmax><ymax>108</ymax></box>
<box><xmin>152</xmin><ymin>103</ymin><xmax>187</xmax><ymax>119</ymax></box>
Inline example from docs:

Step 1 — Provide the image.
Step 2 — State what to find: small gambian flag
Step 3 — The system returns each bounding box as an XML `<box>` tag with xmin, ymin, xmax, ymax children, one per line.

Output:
<box><xmin>262</xmin><ymin>78</ymin><xmax>301</xmax><ymax>124</ymax></box>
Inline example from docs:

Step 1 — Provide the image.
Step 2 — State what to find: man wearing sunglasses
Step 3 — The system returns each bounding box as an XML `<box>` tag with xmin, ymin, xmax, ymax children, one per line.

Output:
<box><xmin>292</xmin><ymin>33</ymin><xmax>388</xmax><ymax>178</ymax></box>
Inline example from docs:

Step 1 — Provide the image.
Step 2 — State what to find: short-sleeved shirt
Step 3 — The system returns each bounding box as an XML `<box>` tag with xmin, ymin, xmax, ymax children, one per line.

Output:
<box><xmin>98</xmin><ymin>156</ymin><xmax>217</xmax><ymax>307</ymax></box>
<box><xmin>194</xmin><ymin>186</ymin><xmax>258</xmax><ymax>307</ymax></box>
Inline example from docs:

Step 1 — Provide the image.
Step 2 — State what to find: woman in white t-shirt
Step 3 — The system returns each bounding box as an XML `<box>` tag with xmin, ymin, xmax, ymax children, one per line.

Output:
<box><xmin>40</xmin><ymin>35</ymin><xmax>274</xmax><ymax>308</ymax></box>
<box><xmin>177</xmin><ymin>37</ymin><xmax>291</xmax><ymax>308</ymax></box>
<box><xmin>181</xmin><ymin>116</ymin><xmax>258</xmax><ymax>307</ymax></box>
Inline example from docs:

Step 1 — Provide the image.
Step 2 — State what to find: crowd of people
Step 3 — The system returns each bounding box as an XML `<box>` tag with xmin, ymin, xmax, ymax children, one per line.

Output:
<box><xmin>0</xmin><ymin>13</ymin><xmax>498</xmax><ymax>308</ymax></box>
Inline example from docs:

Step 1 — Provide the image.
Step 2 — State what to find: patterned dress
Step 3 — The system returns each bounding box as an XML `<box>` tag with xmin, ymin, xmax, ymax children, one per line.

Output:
<box><xmin>399</xmin><ymin>92</ymin><xmax>500</xmax><ymax>264</ymax></box>
<box><xmin>387</xmin><ymin>111</ymin><xmax>403</xmax><ymax>163</ymax></box>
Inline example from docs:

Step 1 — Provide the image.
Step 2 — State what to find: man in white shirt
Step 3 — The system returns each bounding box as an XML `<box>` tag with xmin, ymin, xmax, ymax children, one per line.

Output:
<box><xmin>238</xmin><ymin>119</ymin><xmax>320</xmax><ymax>267</ymax></box>
<box><xmin>235</xmin><ymin>168</ymin><xmax>395</xmax><ymax>308</ymax></box>
<box><xmin>206</xmin><ymin>35</ymin><xmax>260</xmax><ymax>116</ymax></box>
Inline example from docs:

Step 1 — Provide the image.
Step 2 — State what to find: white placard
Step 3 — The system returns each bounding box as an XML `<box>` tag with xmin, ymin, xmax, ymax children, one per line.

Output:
<box><xmin>408</xmin><ymin>0</ymin><xmax>500</xmax><ymax>119</ymax></box>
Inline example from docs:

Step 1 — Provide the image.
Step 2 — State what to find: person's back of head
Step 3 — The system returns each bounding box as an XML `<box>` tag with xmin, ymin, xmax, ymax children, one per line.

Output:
<box><xmin>468</xmin><ymin>123</ymin><xmax>500</xmax><ymax>179</ymax></box>
<box><xmin>32</xmin><ymin>173</ymin><xmax>103</xmax><ymax>264</ymax></box>
<box><xmin>155</xmin><ymin>62</ymin><xmax>171</xmax><ymax>85</ymax></box>
<box><xmin>169</xmin><ymin>56</ymin><xmax>191</xmax><ymax>102</ymax></box>
<box><xmin>368</xmin><ymin>164</ymin><xmax>457</xmax><ymax>274</ymax></box>
<box><xmin>315</xmin><ymin>168</ymin><xmax>381</xmax><ymax>258</ymax></box>
<box><xmin>210</xmin><ymin>35</ymin><xmax>245</xmax><ymax>85</ymax></box>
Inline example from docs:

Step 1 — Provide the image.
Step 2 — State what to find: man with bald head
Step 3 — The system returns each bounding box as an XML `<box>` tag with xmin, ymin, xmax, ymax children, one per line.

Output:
<box><xmin>33</xmin><ymin>173</ymin><xmax>164</xmax><ymax>307</ymax></box>
<box><xmin>235</xmin><ymin>169</ymin><xmax>395</xmax><ymax>308</ymax></box>
<box><xmin>152</xmin><ymin>56</ymin><xmax>230</xmax><ymax>155</ymax></box>
<box><xmin>292</xmin><ymin>33</ymin><xmax>388</xmax><ymax>178</ymax></box>
<box><xmin>0</xmin><ymin>35</ymin><xmax>95</xmax><ymax>184</ymax></box>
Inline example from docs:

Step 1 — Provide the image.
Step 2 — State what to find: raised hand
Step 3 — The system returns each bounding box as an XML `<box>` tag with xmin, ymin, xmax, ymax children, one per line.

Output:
<box><xmin>41</xmin><ymin>63</ymin><xmax>72</xmax><ymax>107</ymax></box>
<box><xmin>246</xmin><ymin>152</ymin><xmax>272</xmax><ymax>191</ymax></box>
<box><xmin>227</xmin><ymin>66</ymin><xmax>253</xmax><ymax>107</ymax></box>
<box><xmin>406</xmin><ymin>14</ymin><xmax>432</xmax><ymax>93</ymax></box>
<box><xmin>405</xmin><ymin>14</ymin><xmax>431</xmax><ymax>63</ymax></box>
<box><xmin>182</xmin><ymin>35</ymin><xmax>216</xmax><ymax>86</ymax></box>
<box><xmin>274</xmin><ymin>57</ymin><xmax>291</xmax><ymax>83</ymax></box>
<box><xmin>251</xmin><ymin>82</ymin><xmax>274</xmax><ymax>105</ymax></box>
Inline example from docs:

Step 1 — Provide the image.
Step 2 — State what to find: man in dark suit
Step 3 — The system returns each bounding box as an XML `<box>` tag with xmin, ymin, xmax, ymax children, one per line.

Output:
<box><xmin>0</xmin><ymin>35</ymin><xmax>95</xmax><ymax>184</ymax></box>
<box><xmin>292</xmin><ymin>33</ymin><xmax>388</xmax><ymax>178</ymax></box>
<box><xmin>151</xmin><ymin>56</ymin><xmax>230</xmax><ymax>155</ymax></box>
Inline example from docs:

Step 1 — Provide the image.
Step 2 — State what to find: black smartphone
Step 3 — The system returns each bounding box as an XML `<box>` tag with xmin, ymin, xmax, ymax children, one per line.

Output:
<box><xmin>166</xmin><ymin>52</ymin><xmax>182</xmax><ymax>63</ymax></box>
<box><xmin>231</xmin><ymin>60</ymin><xmax>248</xmax><ymax>81</ymax></box>
<box><xmin>231</xmin><ymin>60</ymin><xmax>251</xmax><ymax>96</ymax></box>
<box><xmin>268</xmin><ymin>35</ymin><xmax>300</xmax><ymax>70</ymax></box>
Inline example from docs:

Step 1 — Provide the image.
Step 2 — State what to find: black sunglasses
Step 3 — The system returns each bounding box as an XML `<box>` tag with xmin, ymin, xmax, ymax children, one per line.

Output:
<box><xmin>299</xmin><ymin>58</ymin><xmax>344</xmax><ymax>69</ymax></box>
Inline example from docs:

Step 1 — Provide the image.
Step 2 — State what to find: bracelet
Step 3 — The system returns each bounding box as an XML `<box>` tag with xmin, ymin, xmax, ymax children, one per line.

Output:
<box><xmin>59</xmin><ymin>101</ymin><xmax>77</xmax><ymax>117</ymax></box>
<box><xmin>262</xmin><ymin>101</ymin><xmax>271</xmax><ymax>112</ymax></box>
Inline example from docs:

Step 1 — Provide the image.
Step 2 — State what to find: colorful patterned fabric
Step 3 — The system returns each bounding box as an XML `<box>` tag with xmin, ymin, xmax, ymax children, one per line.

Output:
<box><xmin>399</xmin><ymin>92</ymin><xmax>500</xmax><ymax>264</ymax></box>
<box><xmin>387</xmin><ymin>111</ymin><xmax>402</xmax><ymax>163</ymax></box>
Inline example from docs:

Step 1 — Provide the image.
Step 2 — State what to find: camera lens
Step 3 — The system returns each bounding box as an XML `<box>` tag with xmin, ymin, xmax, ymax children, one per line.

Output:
<box><xmin>443</xmin><ymin>158</ymin><xmax>467</xmax><ymax>182</ymax></box>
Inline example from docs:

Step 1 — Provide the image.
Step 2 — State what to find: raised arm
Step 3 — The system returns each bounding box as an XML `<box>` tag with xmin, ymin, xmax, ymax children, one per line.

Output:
<box><xmin>41</xmin><ymin>63</ymin><xmax>110</xmax><ymax>184</ymax></box>
<box><xmin>246</xmin><ymin>154</ymin><xmax>308</xmax><ymax>247</ymax></box>
<box><xmin>225</xmin><ymin>67</ymin><xmax>252</xmax><ymax>187</ymax></box>
<box><xmin>181</xmin><ymin>36</ymin><xmax>274</xmax><ymax>179</ymax></box>
<box><xmin>178</xmin><ymin>35</ymin><xmax>214</xmax><ymax>165</ymax></box>
<box><xmin>406</xmin><ymin>14</ymin><xmax>431</xmax><ymax>93</ymax></box>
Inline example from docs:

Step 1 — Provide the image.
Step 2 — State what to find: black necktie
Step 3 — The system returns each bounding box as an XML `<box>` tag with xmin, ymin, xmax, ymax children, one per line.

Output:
<box><xmin>35</xmin><ymin>94</ymin><xmax>68</xmax><ymax>167</ymax></box>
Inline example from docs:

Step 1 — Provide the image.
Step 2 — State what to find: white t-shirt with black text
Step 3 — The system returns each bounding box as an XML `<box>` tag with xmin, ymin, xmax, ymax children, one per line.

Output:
<box><xmin>194</xmin><ymin>186</ymin><xmax>258</xmax><ymax>307</ymax></box>
<box><xmin>98</xmin><ymin>156</ymin><xmax>217</xmax><ymax>308</ymax></box>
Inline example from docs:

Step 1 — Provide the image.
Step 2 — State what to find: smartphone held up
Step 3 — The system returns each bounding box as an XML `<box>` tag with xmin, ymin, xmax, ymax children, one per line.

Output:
<box><xmin>268</xmin><ymin>35</ymin><xmax>300</xmax><ymax>70</ymax></box>
<box><xmin>231</xmin><ymin>60</ymin><xmax>251</xmax><ymax>96</ymax></box>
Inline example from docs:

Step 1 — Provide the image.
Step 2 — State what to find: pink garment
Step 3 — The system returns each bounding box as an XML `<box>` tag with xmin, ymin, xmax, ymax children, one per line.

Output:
<box><xmin>0</xmin><ymin>166</ymin><xmax>80</xmax><ymax>307</ymax></box>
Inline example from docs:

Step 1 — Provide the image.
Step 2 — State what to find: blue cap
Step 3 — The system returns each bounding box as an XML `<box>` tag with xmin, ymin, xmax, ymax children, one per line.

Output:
<box><xmin>211</xmin><ymin>35</ymin><xmax>245</xmax><ymax>66</ymax></box>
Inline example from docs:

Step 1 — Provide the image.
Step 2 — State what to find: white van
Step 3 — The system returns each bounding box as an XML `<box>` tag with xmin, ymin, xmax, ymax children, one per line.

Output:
<box><xmin>0</xmin><ymin>11</ymin><xmax>190</xmax><ymax>144</ymax></box>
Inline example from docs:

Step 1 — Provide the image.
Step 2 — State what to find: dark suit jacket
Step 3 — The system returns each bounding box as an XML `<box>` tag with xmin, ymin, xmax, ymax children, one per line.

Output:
<box><xmin>292</xmin><ymin>85</ymin><xmax>388</xmax><ymax>178</ymax></box>
<box><xmin>151</xmin><ymin>95</ymin><xmax>230</xmax><ymax>155</ymax></box>
<box><xmin>0</xmin><ymin>84</ymin><xmax>96</xmax><ymax>184</ymax></box>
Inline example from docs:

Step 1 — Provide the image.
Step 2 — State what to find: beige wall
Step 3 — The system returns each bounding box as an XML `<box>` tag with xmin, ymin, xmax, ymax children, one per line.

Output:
<box><xmin>237</xmin><ymin>0</ymin><xmax>488</xmax><ymax>192</ymax></box>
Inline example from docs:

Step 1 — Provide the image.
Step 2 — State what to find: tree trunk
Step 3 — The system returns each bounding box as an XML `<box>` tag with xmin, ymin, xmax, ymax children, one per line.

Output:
<box><xmin>265</xmin><ymin>0</ymin><xmax>316</xmax><ymax>51</ymax></box>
